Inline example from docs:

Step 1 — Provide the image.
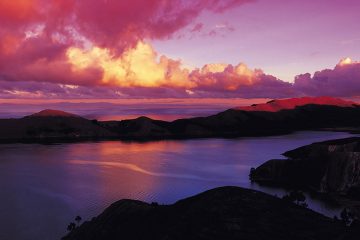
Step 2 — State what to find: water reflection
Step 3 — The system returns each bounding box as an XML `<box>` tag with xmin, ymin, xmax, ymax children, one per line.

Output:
<box><xmin>0</xmin><ymin>131</ymin><xmax>356</xmax><ymax>240</ymax></box>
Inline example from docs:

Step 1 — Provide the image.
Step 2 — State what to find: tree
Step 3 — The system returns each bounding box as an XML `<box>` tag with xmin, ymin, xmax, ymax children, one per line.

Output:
<box><xmin>75</xmin><ymin>216</ymin><xmax>82</xmax><ymax>225</ymax></box>
<box><xmin>249</xmin><ymin>167</ymin><xmax>256</xmax><ymax>180</ymax></box>
<box><xmin>67</xmin><ymin>222</ymin><xmax>76</xmax><ymax>232</ymax></box>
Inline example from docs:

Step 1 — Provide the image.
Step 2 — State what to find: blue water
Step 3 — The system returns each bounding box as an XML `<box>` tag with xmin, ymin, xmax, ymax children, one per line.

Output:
<box><xmin>0</xmin><ymin>131</ymin><xmax>356</xmax><ymax>240</ymax></box>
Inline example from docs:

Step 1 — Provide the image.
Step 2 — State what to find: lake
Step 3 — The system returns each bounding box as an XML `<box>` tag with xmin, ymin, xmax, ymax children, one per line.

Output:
<box><xmin>0</xmin><ymin>131</ymin><xmax>356</xmax><ymax>240</ymax></box>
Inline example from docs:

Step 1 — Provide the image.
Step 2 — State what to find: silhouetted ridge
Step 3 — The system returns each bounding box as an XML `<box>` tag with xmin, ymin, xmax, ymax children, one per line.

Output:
<box><xmin>0</xmin><ymin>97</ymin><xmax>359</xmax><ymax>142</ymax></box>
<box><xmin>236</xmin><ymin>96</ymin><xmax>358</xmax><ymax>112</ymax></box>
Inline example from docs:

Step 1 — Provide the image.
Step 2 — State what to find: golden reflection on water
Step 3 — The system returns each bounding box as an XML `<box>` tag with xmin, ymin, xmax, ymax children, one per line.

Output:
<box><xmin>64</xmin><ymin>140</ymin><xmax>190</xmax><ymax>202</ymax></box>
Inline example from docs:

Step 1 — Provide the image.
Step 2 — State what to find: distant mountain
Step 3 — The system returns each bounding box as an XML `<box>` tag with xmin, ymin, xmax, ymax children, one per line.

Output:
<box><xmin>236</xmin><ymin>96</ymin><xmax>358</xmax><ymax>112</ymax></box>
<box><xmin>0</xmin><ymin>109</ymin><xmax>115</xmax><ymax>142</ymax></box>
<box><xmin>0</xmin><ymin>97</ymin><xmax>359</xmax><ymax>142</ymax></box>
<box><xmin>27</xmin><ymin>109</ymin><xmax>80</xmax><ymax>118</ymax></box>
<box><xmin>62</xmin><ymin>186</ymin><xmax>357</xmax><ymax>240</ymax></box>
<box><xmin>99</xmin><ymin>96</ymin><xmax>360</xmax><ymax>139</ymax></box>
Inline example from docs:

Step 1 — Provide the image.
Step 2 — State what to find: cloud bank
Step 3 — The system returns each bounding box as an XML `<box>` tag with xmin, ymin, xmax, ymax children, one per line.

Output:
<box><xmin>293</xmin><ymin>58</ymin><xmax>360</xmax><ymax>97</ymax></box>
<box><xmin>1</xmin><ymin>57</ymin><xmax>359</xmax><ymax>99</ymax></box>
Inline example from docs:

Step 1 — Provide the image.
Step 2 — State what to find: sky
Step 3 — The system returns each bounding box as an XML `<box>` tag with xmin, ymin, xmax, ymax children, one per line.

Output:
<box><xmin>0</xmin><ymin>0</ymin><xmax>359</xmax><ymax>99</ymax></box>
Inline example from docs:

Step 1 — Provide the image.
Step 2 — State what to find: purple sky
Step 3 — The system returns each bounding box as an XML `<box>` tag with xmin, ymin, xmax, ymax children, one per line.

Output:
<box><xmin>154</xmin><ymin>0</ymin><xmax>360</xmax><ymax>81</ymax></box>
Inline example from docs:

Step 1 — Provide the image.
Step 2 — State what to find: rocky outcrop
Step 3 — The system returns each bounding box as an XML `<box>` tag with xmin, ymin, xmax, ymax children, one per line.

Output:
<box><xmin>62</xmin><ymin>186</ymin><xmax>354</xmax><ymax>240</ymax></box>
<box><xmin>250</xmin><ymin>138</ymin><xmax>360</xmax><ymax>199</ymax></box>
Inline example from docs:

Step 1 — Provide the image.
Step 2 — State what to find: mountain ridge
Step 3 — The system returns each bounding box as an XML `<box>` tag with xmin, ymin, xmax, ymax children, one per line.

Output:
<box><xmin>0</xmin><ymin>96</ymin><xmax>359</xmax><ymax>142</ymax></box>
<box><xmin>235</xmin><ymin>96</ymin><xmax>358</xmax><ymax>112</ymax></box>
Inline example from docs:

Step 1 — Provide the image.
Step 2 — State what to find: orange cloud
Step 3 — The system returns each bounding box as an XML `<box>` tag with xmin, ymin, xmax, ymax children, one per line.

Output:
<box><xmin>67</xmin><ymin>42</ymin><xmax>193</xmax><ymax>88</ymax></box>
<box><xmin>65</xmin><ymin>41</ymin><xmax>281</xmax><ymax>93</ymax></box>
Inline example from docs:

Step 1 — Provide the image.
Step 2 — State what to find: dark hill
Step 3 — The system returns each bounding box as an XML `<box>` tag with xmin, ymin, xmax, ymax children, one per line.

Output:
<box><xmin>250</xmin><ymin>137</ymin><xmax>360</xmax><ymax>220</ymax></box>
<box><xmin>251</xmin><ymin>137</ymin><xmax>360</xmax><ymax>197</ymax></box>
<box><xmin>62</xmin><ymin>186</ymin><xmax>358</xmax><ymax>240</ymax></box>
<box><xmin>0</xmin><ymin>109</ymin><xmax>115</xmax><ymax>142</ymax></box>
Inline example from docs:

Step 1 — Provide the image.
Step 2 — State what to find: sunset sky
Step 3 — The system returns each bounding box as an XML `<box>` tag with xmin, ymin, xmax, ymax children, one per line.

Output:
<box><xmin>0</xmin><ymin>0</ymin><xmax>359</xmax><ymax>99</ymax></box>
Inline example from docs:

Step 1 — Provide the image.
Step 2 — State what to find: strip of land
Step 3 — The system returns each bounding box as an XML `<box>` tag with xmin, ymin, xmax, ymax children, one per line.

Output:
<box><xmin>0</xmin><ymin>97</ymin><xmax>359</xmax><ymax>142</ymax></box>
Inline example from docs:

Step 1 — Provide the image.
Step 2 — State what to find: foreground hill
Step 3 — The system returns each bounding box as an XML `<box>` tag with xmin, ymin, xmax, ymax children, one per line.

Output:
<box><xmin>0</xmin><ymin>97</ymin><xmax>359</xmax><ymax>142</ymax></box>
<box><xmin>62</xmin><ymin>186</ymin><xmax>358</xmax><ymax>240</ymax></box>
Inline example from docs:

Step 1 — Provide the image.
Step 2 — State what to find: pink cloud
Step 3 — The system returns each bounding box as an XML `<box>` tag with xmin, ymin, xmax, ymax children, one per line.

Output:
<box><xmin>0</xmin><ymin>0</ymin><xmax>252</xmax><ymax>89</ymax></box>
<box><xmin>191</xmin><ymin>23</ymin><xmax>204</xmax><ymax>33</ymax></box>
<box><xmin>188</xmin><ymin>63</ymin><xmax>295</xmax><ymax>98</ymax></box>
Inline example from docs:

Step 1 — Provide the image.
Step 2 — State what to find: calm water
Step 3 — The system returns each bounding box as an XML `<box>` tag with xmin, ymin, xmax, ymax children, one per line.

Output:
<box><xmin>0</xmin><ymin>131</ymin><xmax>356</xmax><ymax>240</ymax></box>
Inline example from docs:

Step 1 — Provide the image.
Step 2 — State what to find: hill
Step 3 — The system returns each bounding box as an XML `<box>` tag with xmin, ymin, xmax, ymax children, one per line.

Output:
<box><xmin>62</xmin><ymin>186</ymin><xmax>358</xmax><ymax>240</ymax></box>
<box><xmin>0</xmin><ymin>109</ymin><xmax>115</xmax><ymax>142</ymax></box>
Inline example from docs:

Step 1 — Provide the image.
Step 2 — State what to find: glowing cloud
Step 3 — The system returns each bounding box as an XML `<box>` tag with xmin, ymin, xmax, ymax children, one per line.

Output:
<box><xmin>67</xmin><ymin>42</ymin><xmax>193</xmax><ymax>88</ymax></box>
<box><xmin>338</xmin><ymin>57</ymin><xmax>353</xmax><ymax>66</ymax></box>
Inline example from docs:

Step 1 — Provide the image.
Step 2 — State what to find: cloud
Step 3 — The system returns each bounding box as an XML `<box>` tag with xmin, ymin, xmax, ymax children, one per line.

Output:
<box><xmin>66</xmin><ymin>42</ymin><xmax>193</xmax><ymax>88</ymax></box>
<box><xmin>293</xmin><ymin>58</ymin><xmax>360</xmax><ymax>97</ymax></box>
<box><xmin>1</xmin><ymin>56</ymin><xmax>360</xmax><ymax>99</ymax></box>
<box><xmin>0</xmin><ymin>0</ymin><xmax>252</xmax><ymax>50</ymax></box>
<box><xmin>68</xmin><ymin>0</ymin><xmax>253</xmax><ymax>48</ymax></box>
<box><xmin>0</xmin><ymin>58</ymin><xmax>295</xmax><ymax>99</ymax></box>
<box><xmin>189</xmin><ymin>63</ymin><xmax>295</xmax><ymax>98</ymax></box>
<box><xmin>191</xmin><ymin>23</ymin><xmax>204</xmax><ymax>33</ymax></box>
<box><xmin>0</xmin><ymin>0</ymin><xmax>252</xmax><ymax>91</ymax></box>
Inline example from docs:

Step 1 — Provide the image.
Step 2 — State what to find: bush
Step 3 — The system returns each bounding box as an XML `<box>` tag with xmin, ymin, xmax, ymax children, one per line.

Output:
<box><xmin>340</xmin><ymin>208</ymin><xmax>358</xmax><ymax>226</ymax></box>
<box><xmin>282</xmin><ymin>190</ymin><xmax>307</xmax><ymax>207</ymax></box>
